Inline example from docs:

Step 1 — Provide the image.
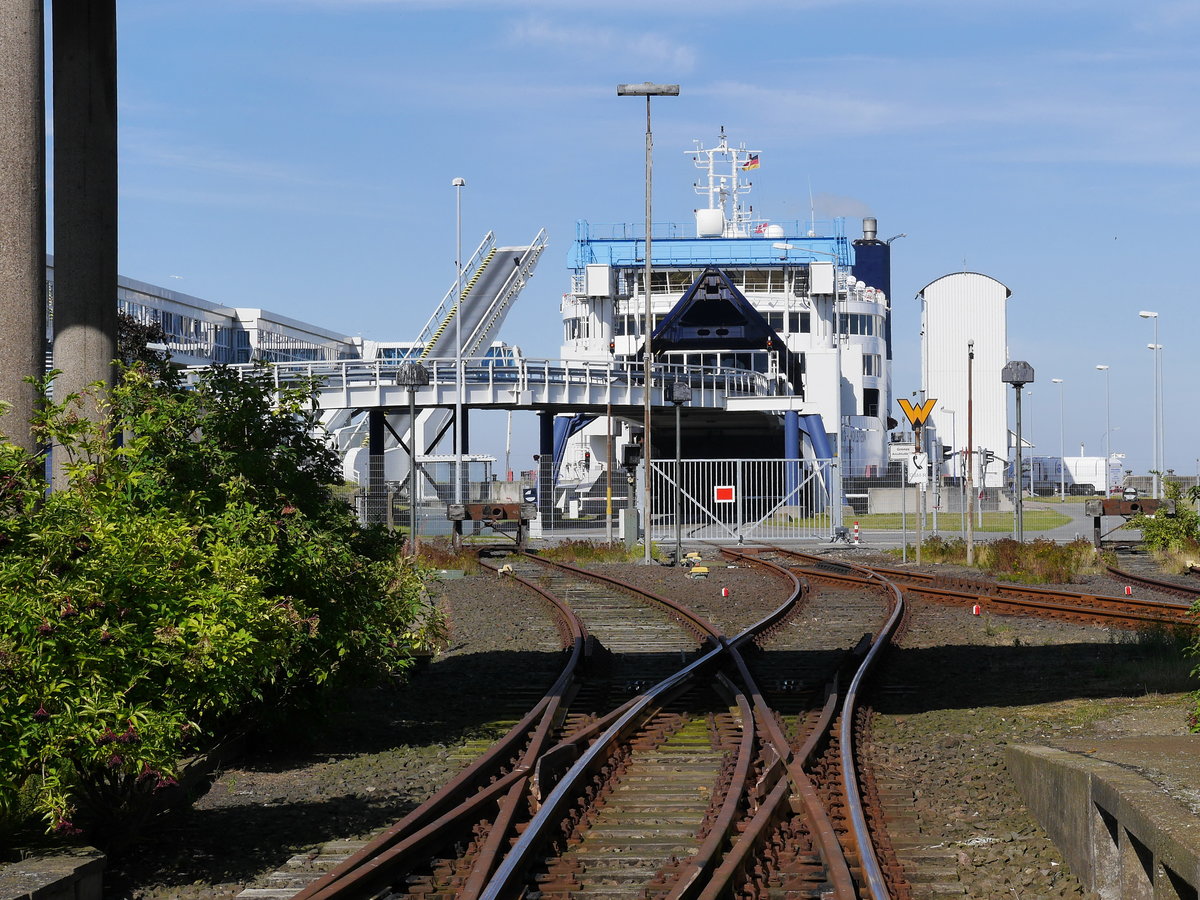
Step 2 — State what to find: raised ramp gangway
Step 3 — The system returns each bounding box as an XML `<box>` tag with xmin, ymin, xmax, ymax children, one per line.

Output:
<box><xmin>320</xmin><ymin>229</ymin><xmax>547</xmax><ymax>456</ymax></box>
<box><xmin>415</xmin><ymin>229</ymin><xmax>547</xmax><ymax>361</ymax></box>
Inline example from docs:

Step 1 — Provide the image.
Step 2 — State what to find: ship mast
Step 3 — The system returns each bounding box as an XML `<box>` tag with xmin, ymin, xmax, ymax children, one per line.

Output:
<box><xmin>690</xmin><ymin>126</ymin><xmax>760</xmax><ymax>237</ymax></box>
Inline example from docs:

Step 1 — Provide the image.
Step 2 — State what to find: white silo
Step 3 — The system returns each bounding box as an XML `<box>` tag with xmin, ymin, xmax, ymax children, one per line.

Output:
<box><xmin>918</xmin><ymin>272</ymin><xmax>1012</xmax><ymax>488</ymax></box>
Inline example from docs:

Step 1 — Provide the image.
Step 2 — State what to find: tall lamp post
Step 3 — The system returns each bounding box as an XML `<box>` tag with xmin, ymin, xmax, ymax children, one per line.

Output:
<box><xmin>1002</xmin><ymin>362</ymin><xmax>1035</xmax><ymax>542</ymax></box>
<box><xmin>1139</xmin><ymin>311</ymin><xmax>1162</xmax><ymax>499</ymax></box>
<box><xmin>397</xmin><ymin>361</ymin><xmax>430</xmax><ymax>552</ymax></box>
<box><xmin>1051</xmin><ymin>378</ymin><xmax>1065</xmax><ymax>498</ymax></box>
<box><xmin>452</xmin><ymin>177</ymin><xmax>466</xmax><ymax>510</ymax></box>
<box><xmin>965</xmin><ymin>341</ymin><xmax>975</xmax><ymax>565</ymax></box>
<box><xmin>1096</xmin><ymin>365</ymin><xmax>1111</xmax><ymax>494</ymax></box>
<box><xmin>666</xmin><ymin>379</ymin><xmax>691</xmax><ymax>565</ymax></box>
<box><xmin>617</xmin><ymin>82</ymin><xmax>679</xmax><ymax>564</ymax></box>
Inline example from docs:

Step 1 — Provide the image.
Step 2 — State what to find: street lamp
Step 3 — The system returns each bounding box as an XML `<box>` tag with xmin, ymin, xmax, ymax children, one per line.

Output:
<box><xmin>617</xmin><ymin>81</ymin><xmax>679</xmax><ymax>564</ymax></box>
<box><xmin>1139</xmin><ymin>310</ymin><xmax>1162</xmax><ymax>499</ymax></box>
<box><xmin>396</xmin><ymin>361</ymin><xmax>430</xmax><ymax>552</ymax></box>
<box><xmin>452</xmin><ymin>177</ymin><xmax>466</xmax><ymax>511</ymax></box>
<box><xmin>1051</xmin><ymin>378</ymin><xmax>1065</xmax><ymax>498</ymax></box>
<box><xmin>1095</xmin><ymin>365</ymin><xmax>1111</xmax><ymax>494</ymax></box>
<box><xmin>1002</xmin><ymin>361</ymin><xmax>1035</xmax><ymax>542</ymax></box>
<box><xmin>666</xmin><ymin>379</ymin><xmax>691</xmax><ymax>565</ymax></box>
<box><xmin>966</xmin><ymin>340</ymin><xmax>976</xmax><ymax>565</ymax></box>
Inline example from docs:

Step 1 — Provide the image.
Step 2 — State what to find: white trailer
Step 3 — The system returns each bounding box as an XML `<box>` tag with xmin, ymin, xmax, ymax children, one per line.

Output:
<box><xmin>1034</xmin><ymin>454</ymin><xmax>1124</xmax><ymax>495</ymax></box>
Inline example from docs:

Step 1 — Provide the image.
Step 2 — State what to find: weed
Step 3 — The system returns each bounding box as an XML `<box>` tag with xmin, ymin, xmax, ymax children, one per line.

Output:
<box><xmin>415</xmin><ymin>539</ymin><xmax>482</xmax><ymax>574</ymax></box>
<box><xmin>541</xmin><ymin>539</ymin><xmax>644</xmax><ymax>564</ymax></box>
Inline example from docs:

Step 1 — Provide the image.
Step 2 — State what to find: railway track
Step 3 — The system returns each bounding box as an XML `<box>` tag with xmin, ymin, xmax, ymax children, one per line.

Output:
<box><xmin>254</xmin><ymin>548</ymin><xmax>910</xmax><ymax>900</ymax></box>
<box><xmin>745</xmin><ymin>547</ymin><xmax>1196</xmax><ymax>629</ymax></box>
<box><xmin>1103</xmin><ymin>564</ymin><xmax>1200</xmax><ymax>601</ymax></box>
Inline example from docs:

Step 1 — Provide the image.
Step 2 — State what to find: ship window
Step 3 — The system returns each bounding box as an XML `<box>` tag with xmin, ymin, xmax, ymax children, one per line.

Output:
<box><xmin>668</xmin><ymin>271</ymin><xmax>693</xmax><ymax>291</ymax></box>
<box><xmin>743</xmin><ymin>269</ymin><xmax>783</xmax><ymax>292</ymax></box>
<box><xmin>564</xmin><ymin>316</ymin><xmax>590</xmax><ymax>341</ymax></box>
<box><xmin>863</xmin><ymin>354</ymin><xmax>882</xmax><ymax>376</ymax></box>
<box><xmin>764</xmin><ymin>311</ymin><xmax>784</xmax><ymax>330</ymax></box>
<box><xmin>789</xmin><ymin>312</ymin><xmax>811</xmax><ymax>333</ymax></box>
<box><xmin>838</xmin><ymin>313</ymin><xmax>877</xmax><ymax>336</ymax></box>
<box><xmin>863</xmin><ymin>388</ymin><xmax>880</xmax><ymax>418</ymax></box>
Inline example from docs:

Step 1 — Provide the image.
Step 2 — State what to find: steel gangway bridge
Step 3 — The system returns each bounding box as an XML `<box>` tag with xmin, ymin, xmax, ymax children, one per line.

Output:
<box><xmin>234</xmin><ymin>355</ymin><xmax>785</xmax><ymax>416</ymax></box>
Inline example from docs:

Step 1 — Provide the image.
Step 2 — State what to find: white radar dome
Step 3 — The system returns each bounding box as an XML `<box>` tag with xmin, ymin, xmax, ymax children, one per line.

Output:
<box><xmin>763</xmin><ymin>224</ymin><xmax>785</xmax><ymax>239</ymax></box>
<box><xmin>695</xmin><ymin>208</ymin><xmax>725</xmax><ymax>237</ymax></box>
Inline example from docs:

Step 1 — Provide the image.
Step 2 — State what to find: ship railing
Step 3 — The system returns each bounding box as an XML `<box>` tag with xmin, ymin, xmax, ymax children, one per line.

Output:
<box><xmin>185</xmin><ymin>357</ymin><xmax>781</xmax><ymax>405</ymax></box>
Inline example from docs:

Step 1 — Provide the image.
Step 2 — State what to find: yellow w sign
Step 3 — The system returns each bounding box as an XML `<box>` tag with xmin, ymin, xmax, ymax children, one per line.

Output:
<box><xmin>897</xmin><ymin>397</ymin><xmax>937</xmax><ymax>428</ymax></box>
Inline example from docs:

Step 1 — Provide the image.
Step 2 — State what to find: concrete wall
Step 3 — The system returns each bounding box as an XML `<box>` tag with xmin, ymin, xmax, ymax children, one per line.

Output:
<box><xmin>1008</xmin><ymin>742</ymin><xmax>1200</xmax><ymax>899</ymax></box>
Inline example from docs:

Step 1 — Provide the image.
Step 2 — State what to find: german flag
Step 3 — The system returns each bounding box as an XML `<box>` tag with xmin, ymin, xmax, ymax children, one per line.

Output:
<box><xmin>740</xmin><ymin>153</ymin><xmax>760</xmax><ymax>171</ymax></box>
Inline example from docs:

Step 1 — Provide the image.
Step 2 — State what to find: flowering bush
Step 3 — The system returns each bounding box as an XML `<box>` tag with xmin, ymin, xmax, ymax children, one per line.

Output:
<box><xmin>0</xmin><ymin>365</ymin><xmax>434</xmax><ymax>841</ymax></box>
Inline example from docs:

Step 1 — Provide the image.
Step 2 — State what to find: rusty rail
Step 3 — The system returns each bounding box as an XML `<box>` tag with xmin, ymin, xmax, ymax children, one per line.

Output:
<box><xmin>764</xmin><ymin>548</ymin><xmax>1194</xmax><ymax>629</ymax></box>
<box><xmin>478</xmin><ymin>550</ymin><xmax>809</xmax><ymax>900</ymax></box>
<box><xmin>1104</xmin><ymin>565</ymin><xmax>1200</xmax><ymax>601</ymax></box>
<box><xmin>291</xmin><ymin>556</ymin><xmax>587</xmax><ymax>900</ymax></box>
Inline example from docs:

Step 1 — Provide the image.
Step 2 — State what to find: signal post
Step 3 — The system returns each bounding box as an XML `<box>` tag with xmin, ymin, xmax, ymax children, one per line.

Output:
<box><xmin>899</xmin><ymin>397</ymin><xmax>937</xmax><ymax>566</ymax></box>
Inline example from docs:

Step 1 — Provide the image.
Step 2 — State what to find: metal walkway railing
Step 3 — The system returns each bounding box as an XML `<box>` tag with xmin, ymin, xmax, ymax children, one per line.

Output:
<box><xmin>191</xmin><ymin>357</ymin><xmax>787</xmax><ymax>413</ymax></box>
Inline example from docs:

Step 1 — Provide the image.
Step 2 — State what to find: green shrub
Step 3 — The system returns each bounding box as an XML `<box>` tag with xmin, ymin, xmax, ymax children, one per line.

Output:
<box><xmin>1129</xmin><ymin>482</ymin><xmax>1200</xmax><ymax>552</ymax></box>
<box><xmin>0</xmin><ymin>365</ymin><xmax>433</xmax><ymax>841</ymax></box>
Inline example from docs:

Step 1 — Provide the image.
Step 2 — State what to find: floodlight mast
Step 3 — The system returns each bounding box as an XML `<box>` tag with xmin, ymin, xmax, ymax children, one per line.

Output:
<box><xmin>617</xmin><ymin>82</ymin><xmax>679</xmax><ymax>563</ymax></box>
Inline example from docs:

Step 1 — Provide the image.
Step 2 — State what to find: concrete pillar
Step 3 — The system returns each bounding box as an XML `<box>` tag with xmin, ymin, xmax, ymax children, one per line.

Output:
<box><xmin>0</xmin><ymin>2</ymin><xmax>47</xmax><ymax>453</ymax></box>
<box><xmin>51</xmin><ymin>1</ymin><xmax>117</xmax><ymax>481</ymax></box>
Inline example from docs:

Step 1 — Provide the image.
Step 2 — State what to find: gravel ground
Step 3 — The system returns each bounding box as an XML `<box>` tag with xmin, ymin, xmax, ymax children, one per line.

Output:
<box><xmin>90</xmin><ymin>549</ymin><xmax>1197</xmax><ymax>899</ymax></box>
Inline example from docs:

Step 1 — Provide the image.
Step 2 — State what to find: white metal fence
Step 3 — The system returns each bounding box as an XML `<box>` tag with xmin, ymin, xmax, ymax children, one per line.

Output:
<box><xmin>649</xmin><ymin>458</ymin><xmax>835</xmax><ymax>543</ymax></box>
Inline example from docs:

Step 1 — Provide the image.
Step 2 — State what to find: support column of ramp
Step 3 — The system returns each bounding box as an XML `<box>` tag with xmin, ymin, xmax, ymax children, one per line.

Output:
<box><xmin>51</xmin><ymin>1</ymin><xmax>119</xmax><ymax>487</ymax></box>
<box><xmin>0</xmin><ymin>0</ymin><xmax>46</xmax><ymax>454</ymax></box>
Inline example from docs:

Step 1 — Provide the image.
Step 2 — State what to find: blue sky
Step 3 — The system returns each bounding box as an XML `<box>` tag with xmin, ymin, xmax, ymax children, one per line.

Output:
<box><xmin>73</xmin><ymin>0</ymin><xmax>1200</xmax><ymax>476</ymax></box>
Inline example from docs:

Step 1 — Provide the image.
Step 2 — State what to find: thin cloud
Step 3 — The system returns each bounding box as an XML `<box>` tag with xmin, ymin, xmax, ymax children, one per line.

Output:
<box><xmin>509</xmin><ymin>18</ymin><xmax>697</xmax><ymax>72</ymax></box>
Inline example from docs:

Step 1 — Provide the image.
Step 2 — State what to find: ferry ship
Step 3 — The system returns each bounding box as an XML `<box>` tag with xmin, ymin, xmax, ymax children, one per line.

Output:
<box><xmin>551</xmin><ymin>129</ymin><xmax>897</xmax><ymax>511</ymax></box>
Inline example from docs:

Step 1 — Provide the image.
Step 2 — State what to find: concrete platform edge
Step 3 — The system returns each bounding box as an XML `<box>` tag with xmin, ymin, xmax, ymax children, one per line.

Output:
<box><xmin>1007</xmin><ymin>743</ymin><xmax>1200</xmax><ymax>899</ymax></box>
<box><xmin>0</xmin><ymin>848</ymin><xmax>105</xmax><ymax>900</ymax></box>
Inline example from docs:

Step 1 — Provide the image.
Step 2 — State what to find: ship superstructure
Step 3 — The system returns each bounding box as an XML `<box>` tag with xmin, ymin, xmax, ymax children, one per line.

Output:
<box><xmin>554</xmin><ymin>128</ymin><xmax>896</xmax><ymax>502</ymax></box>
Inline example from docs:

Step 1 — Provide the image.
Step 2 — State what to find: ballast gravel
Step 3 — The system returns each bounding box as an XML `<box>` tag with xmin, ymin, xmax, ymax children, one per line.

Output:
<box><xmin>97</xmin><ymin>548</ymin><xmax>1196</xmax><ymax>899</ymax></box>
